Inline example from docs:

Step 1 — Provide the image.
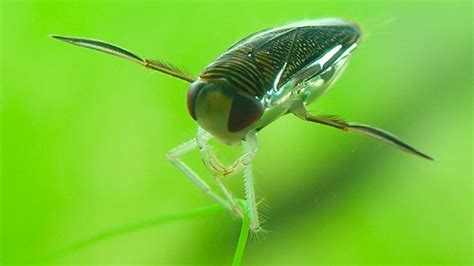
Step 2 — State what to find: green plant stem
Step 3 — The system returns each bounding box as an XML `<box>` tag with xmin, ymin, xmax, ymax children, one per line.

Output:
<box><xmin>44</xmin><ymin>204</ymin><xmax>222</xmax><ymax>261</ymax></box>
<box><xmin>232</xmin><ymin>200</ymin><xmax>250</xmax><ymax>266</ymax></box>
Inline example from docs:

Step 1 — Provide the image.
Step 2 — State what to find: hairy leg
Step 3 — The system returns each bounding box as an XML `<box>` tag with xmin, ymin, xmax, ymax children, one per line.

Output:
<box><xmin>291</xmin><ymin>101</ymin><xmax>433</xmax><ymax>160</ymax></box>
<box><xmin>196</xmin><ymin>128</ymin><xmax>261</xmax><ymax>229</ymax></box>
<box><xmin>242</xmin><ymin>131</ymin><xmax>260</xmax><ymax>231</ymax></box>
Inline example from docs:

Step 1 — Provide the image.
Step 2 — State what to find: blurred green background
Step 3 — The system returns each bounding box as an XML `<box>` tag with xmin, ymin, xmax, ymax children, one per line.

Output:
<box><xmin>1</xmin><ymin>0</ymin><xmax>472</xmax><ymax>264</ymax></box>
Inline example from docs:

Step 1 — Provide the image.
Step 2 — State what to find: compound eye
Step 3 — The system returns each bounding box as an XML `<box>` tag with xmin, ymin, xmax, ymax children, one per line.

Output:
<box><xmin>186</xmin><ymin>82</ymin><xmax>204</xmax><ymax>120</ymax></box>
<box><xmin>227</xmin><ymin>93</ymin><xmax>264</xmax><ymax>132</ymax></box>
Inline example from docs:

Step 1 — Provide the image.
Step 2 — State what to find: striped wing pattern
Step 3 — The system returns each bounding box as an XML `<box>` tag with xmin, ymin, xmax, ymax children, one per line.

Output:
<box><xmin>200</xmin><ymin>25</ymin><xmax>359</xmax><ymax>99</ymax></box>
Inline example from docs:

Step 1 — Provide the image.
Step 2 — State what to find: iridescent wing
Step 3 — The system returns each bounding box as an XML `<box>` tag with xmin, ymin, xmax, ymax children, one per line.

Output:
<box><xmin>201</xmin><ymin>19</ymin><xmax>359</xmax><ymax>98</ymax></box>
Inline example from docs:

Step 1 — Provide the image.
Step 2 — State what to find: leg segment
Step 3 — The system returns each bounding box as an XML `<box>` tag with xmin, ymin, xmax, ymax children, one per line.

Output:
<box><xmin>196</xmin><ymin>128</ymin><xmax>229</xmax><ymax>175</ymax></box>
<box><xmin>290</xmin><ymin>101</ymin><xmax>434</xmax><ymax>160</ymax></box>
<box><xmin>166</xmin><ymin>138</ymin><xmax>235</xmax><ymax>214</ymax></box>
<box><xmin>195</xmin><ymin>127</ymin><xmax>262</xmax><ymax>230</ymax></box>
<box><xmin>242</xmin><ymin>131</ymin><xmax>260</xmax><ymax>231</ymax></box>
<box><xmin>195</xmin><ymin>128</ymin><xmax>244</xmax><ymax>217</ymax></box>
<box><xmin>197</xmin><ymin>127</ymin><xmax>257</xmax><ymax>177</ymax></box>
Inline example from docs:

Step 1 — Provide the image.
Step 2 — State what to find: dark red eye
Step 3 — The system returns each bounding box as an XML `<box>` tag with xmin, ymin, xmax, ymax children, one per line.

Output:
<box><xmin>227</xmin><ymin>93</ymin><xmax>264</xmax><ymax>132</ymax></box>
<box><xmin>186</xmin><ymin>82</ymin><xmax>204</xmax><ymax>120</ymax></box>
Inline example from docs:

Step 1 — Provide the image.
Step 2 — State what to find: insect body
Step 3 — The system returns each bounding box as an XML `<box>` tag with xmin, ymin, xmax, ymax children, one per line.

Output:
<box><xmin>52</xmin><ymin>18</ymin><xmax>433</xmax><ymax>232</ymax></box>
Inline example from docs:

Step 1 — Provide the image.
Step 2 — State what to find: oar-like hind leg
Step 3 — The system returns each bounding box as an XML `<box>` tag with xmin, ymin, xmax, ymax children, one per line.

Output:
<box><xmin>291</xmin><ymin>102</ymin><xmax>434</xmax><ymax>160</ymax></box>
<box><xmin>51</xmin><ymin>35</ymin><xmax>195</xmax><ymax>83</ymax></box>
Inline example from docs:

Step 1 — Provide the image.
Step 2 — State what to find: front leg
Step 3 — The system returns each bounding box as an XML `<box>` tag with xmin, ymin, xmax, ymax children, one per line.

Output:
<box><xmin>196</xmin><ymin>127</ymin><xmax>229</xmax><ymax>175</ymax></box>
<box><xmin>197</xmin><ymin>127</ymin><xmax>257</xmax><ymax>177</ymax></box>
<box><xmin>197</xmin><ymin>127</ymin><xmax>261</xmax><ymax>231</ymax></box>
<box><xmin>166</xmin><ymin>138</ymin><xmax>236</xmax><ymax>215</ymax></box>
<box><xmin>195</xmin><ymin>128</ymin><xmax>245</xmax><ymax>217</ymax></box>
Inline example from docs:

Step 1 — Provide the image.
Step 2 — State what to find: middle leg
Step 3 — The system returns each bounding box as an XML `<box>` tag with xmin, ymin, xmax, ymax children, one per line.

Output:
<box><xmin>196</xmin><ymin>127</ymin><xmax>261</xmax><ymax>231</ymax></box>
<box><xmin>166</xmin><ymin>137</ymin><xmax>242</xmax><ymax>218</ymax></box>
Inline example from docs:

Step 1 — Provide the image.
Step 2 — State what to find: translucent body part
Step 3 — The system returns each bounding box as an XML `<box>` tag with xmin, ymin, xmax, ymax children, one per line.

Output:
<box><xmin>252</xmin><ymin>42</ymin><xmax>358</xmax><ymax>131</ymax></box>
<box><xmin>167</xmin><ymin>127</ymin><xmax>261</xmax><ymax>231</ymax></box>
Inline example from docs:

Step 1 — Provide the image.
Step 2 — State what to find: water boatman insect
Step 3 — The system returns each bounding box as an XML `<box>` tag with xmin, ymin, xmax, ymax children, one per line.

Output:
<box><xmin>52</xmin><ymin>18</ymin><xmax>433</xmax><ymax>232</ymax></box>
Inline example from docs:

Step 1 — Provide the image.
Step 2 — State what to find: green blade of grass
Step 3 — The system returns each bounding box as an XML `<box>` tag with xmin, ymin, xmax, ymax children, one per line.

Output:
<box><xmin>232</xmin><ymin>200</ymin><xmax>250</xmax><ymax>266</ymax></box>
<box><xmin>43</xmin><ymin>204</ymin><xmax>222</xmax><ymax>261</ymax></box>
